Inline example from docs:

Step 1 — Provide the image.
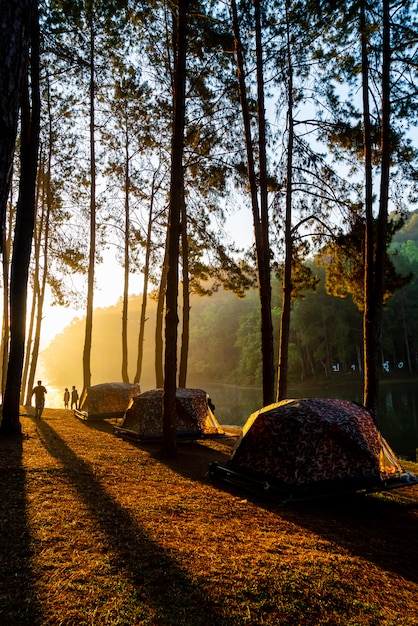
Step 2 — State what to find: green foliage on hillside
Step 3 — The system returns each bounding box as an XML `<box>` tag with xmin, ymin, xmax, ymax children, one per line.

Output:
<box><xmin>41</xmin><ymin>212</ymin><xmax>418</xmax><ymax>391</ymax></box>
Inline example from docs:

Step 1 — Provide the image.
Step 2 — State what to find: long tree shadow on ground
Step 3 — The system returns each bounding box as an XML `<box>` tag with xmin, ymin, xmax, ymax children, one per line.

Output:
<box><xmin>115</xmin><ymin>429</ymin><xmax>418</xmax><ymax>586</ymax></box>
<box><xmin>207</xmin><ymin>466</ymin><xmax>418</xmax><ymax>585</ymax></box>
<box><xmin>286</xmin><ymin>488</ymin><xmax>418</xmax><ymax>584</ymax></box>
<box><xmin>82</xmin><ymin>416</ymin><xmax>237</xmax><ymax>480</ymax></box>
<box><xmin>35</xmin><ymin>418</ymin><xmax>233</xmax><ymax>626</ymax></box>
<box><xmin>0</xmin><ymin>433</ymin><xmax>42</xmax><ymax>624</ymax></box>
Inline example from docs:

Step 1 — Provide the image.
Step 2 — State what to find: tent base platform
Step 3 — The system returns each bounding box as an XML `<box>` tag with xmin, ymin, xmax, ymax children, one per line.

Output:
<box><xmin>113</xmin><ymin>426</ymin><xmax>203</xmax><ymax>442</ymax></box>
<box><xmin>75</xmin><ymin>410</ymin><xmax>125</xmax><ymax>421</ymax></box>
<box><xmin>208</xmin><ymin>462</ymin><xmax>418</xmax><ymax>504</ymax></box>
<box><xmin>113</xmin><ymin>426</ymin><xmax>238</xmax><ymax>444</ymax></box>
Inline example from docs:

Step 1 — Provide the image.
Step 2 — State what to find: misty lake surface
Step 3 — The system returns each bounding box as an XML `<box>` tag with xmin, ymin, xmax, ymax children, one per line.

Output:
<box><xmin>203</xmin><ymin>379</ymin><xmax>418</xmax><ymax>461</ymax></box>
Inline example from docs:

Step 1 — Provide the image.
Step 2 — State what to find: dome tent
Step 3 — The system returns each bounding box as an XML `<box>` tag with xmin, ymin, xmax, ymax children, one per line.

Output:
<box><xmin>76</xmin><ymin>382</ymin><xmax>141</xmax><ymax>420</ymax></box>
<box><xmin>209</xmin><ymin>398</ymin><xmax>417</xmax><ymax>502</ymax></box>
<box><xmin>114</xmin><ymin>387</ymin><xmax>225</xmax><ymax>441</ymax></box>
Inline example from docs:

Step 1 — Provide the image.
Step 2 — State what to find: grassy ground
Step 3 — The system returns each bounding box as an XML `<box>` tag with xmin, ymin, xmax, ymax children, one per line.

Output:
<box><xmin>0</xmin><ymin>408</ymin><xmax>417</xmax><ymax>626</ymax></box>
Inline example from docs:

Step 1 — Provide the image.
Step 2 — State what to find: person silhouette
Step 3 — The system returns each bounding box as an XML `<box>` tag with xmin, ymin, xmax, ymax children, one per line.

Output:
<box><xmin>32</xmin><ymin>380</ymin><xmax>47</xmax><ymax>419</ymax></box>
<box><xmin>64</xmin><ymin>387</ymin><xmax>70</xmax><ymax>409</ymax></box>
<box><xmin>71</xmin><ymin>386</ymin><xmax>79</xmax><ymax>410</ymax></box>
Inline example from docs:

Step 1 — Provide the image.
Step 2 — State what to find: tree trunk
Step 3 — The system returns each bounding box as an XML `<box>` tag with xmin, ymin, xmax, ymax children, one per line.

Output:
<box><xmin>361</xmin><ymin>0</ymin><xmax>376</xmax><ymax>414</ymax></box>
<box><xmin>178</xmin><ymin>194</ymin><xmax>189</xmax><ymax>388</ymax></box>
<box><xmin>362</xmin><ymin>0</ymin><xmax>391</xmax><ymax>420</ymax></box>
<box><xmin>277</xmin><ymin>6</ymin><xmax>294</xmax><ymax>402</ymax></box>
<box><xmin>1</xmin><ymin>180</ymin><xmax>14</xmax><ymax>401</ymax></box>
<box><xmin>231</xmin><ymin>0</ymin><xmax>274</xmax><ymax>407</ymax></box>
<box><xmin>162</xmin><ymin>0</ymin><xmax>188</xmax><ymax>456</ymax></box>
<box><xmin>371</xmin><ymin>0</ymin><xmax>391</xmax><ymax>414</ymax></box>
<box><xmin>21</xmin><ymin>147</ymin><xmax>43</xmax><ymax>404</ymax></box>
<box><xmin>1</xmin><ymin>1</ymin><xmax>40</xmax><ymax>436</ymax></box>
<box><xmin>25</xmin><ymin>147</ymin><xmax>51</xmax><ymax>404</ymax></box>
<box><xmin>254</xmin><ymin>0</ymin><xmax>274</xmax><ymax>405</ymax></box>
<box><xmin>134</xmin><ymin>174</ymin><xmax>156</xmax><ymax>386</ymax></box>
<box><xmin>0</xmin><ymin>0</ymin><xmax>31</xmax><ymax>251</ymax></box>
<box><xmin>155</xmin><ymin>241</ymin><xmax>168</xmax><ymax>389</ymax></box>
<box><xmin>82</xmin><ymin>12</ymin><xmax>96</xmax><ymax>395</ymax></box>
<box><xmin>23</xmin><ymin>75</ymin><xmax>55</xmax><ymax>405</ymax></box>
<box><xmin>121</xmin><ymin>123</ymin><xmax>130</xmax><ymax>383</ymax></box>
<box><xmin>21</xmin><ymin>232</ymin><xmax>38</xmax><ymax>404</ymax></box>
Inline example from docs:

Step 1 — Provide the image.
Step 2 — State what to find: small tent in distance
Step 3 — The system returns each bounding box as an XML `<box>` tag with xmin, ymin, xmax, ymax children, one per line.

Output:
<box><xmin>209</xmin><ymin>398</ymin><xmax>418</xmax><ymax>502</ymax></box>
<box><xmin>75</xmin><ymin>382</ymin><xmax>141</xmax><ymax>420</ymax></box>
<box><xmin>114</xmin><ymin>387</ymin><xmax>225</xmax><ymax>441</ymax></box>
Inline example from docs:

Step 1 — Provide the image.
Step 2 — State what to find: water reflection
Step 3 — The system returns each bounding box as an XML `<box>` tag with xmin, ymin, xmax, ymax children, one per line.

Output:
<box><xmin>203</xmin><ymin>380</ymin><xmax>418</xmax><ymax>461</ymax></box>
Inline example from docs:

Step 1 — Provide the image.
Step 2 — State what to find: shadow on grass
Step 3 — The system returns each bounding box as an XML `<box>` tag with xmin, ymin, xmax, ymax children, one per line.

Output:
<box><xmin>0</xmin><ymin>434</ymin><xmax>42</xmax><ymax>624</ymax></box>
<box><xmin>128</xmin><ymin>437</ymin><xmax>234</xmax><ymax>482</ymax></box>
<box><xmin>288</xmin><ymin>489</ymin><xmax>418</xmax><ymax>583</ymax></box>
<box><xmin>77</xmin><ymin>415</ymin><xmax>119</xmax><ymax>434</ymax></box>
<box><xmin>82</xmin><ymin>416</ymin><xmax>236</xmax><ymax>481</ymax></box>
<box><xmin>80</xmin><ymin>413</ymin><xmax>418</xmax><ymax>586</ymax></box>
<box><xmin>208</xmin><ymin>469</ymin><xmax>418</xmax><ymax>585</ymax></box>
<box><xmin>35</xmin><ymin>417</ymin><xmax>232</xmax><ymax>626</ymax></box>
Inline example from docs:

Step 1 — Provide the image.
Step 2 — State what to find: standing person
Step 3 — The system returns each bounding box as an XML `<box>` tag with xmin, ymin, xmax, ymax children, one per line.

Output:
<box><xmin>63</xmin><ymin>387</ymin><xmax>70</xmax><ymax>409</ymax></box>
<box><xmin>71</xmin><ymin>386</ymin><xmax>79</xmax><ymax>410</ymax></box>
<box><xmin>32</xmin><ymin>380</ymin><xmax>47</xmax><ymax>419</ymax></box>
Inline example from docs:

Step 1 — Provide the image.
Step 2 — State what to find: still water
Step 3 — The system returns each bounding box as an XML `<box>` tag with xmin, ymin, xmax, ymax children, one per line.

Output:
<box><xmin>203</xmin><ymin>380</ymin><xmax>418</xmax><ymax>461</ymax></box>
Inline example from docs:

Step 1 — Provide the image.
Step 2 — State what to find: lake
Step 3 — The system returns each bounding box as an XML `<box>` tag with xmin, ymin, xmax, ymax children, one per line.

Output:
<box><xmin>203</xmin><ymin>379</ymin><xmax>418</xmax><ymax>462</ymax></box>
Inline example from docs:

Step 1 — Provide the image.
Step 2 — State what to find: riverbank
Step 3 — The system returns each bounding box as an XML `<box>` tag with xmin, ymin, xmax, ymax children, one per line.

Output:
<box><xmin>1</xmin><ymin>407</ymin><xmax>418</xmax><ymax>625</ymax></box>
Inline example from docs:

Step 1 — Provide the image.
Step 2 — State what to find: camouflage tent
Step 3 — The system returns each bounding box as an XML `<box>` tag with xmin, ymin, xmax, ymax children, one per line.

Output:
<box><xmin>114</xmin><ymin>387</ymin><xmax>225</xmax><ymax>440</ymax></box>
<box><xmin>209</xmin><ymin>398</ymin><xmax>417</xmax><ymax>501</ymax></box>
<box><xmin>76</xmin><ymin>382</ymin><xmax>141</xmax><ymax>420</ymax></box>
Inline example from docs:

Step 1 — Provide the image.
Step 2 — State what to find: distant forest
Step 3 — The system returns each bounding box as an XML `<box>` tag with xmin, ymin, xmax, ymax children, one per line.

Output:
<box><xmin>42</xmin><ymin>211</ymin><xmax>418</xmax><ymax>392</ymax></box>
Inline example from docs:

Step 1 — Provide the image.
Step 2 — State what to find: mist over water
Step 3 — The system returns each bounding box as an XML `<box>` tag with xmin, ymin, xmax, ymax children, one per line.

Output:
<box><xmin>37</xmin><ymin>297</ymin><xmax>418</xmax><ymax>460</ymax></box>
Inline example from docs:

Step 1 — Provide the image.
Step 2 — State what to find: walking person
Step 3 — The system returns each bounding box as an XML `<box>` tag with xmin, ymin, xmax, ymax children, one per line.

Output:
<box><xmin>32</xmin><ymin>380</ymin><xmax>47</xmax><ymax>419</ymax></box>
<box><xmin>64</xmin><ymin>387</ymin><xmax>70</xmax><ymax>409</ymax></box>
<box><xmin>71</xmin><ymin>386</ymin><xmax>79</xmax><ymax>410</ymax></box>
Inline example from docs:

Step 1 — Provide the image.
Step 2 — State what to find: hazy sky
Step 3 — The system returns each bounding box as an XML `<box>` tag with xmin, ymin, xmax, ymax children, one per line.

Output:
<box><xmin>40</xmin><ymin>205</ymin><xmax>254</xmax><ymax>352</ymax></box>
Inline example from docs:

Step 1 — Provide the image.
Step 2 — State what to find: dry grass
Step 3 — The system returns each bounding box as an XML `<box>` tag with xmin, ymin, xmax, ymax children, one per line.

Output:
<box><xmin>0</xmin><ymin>407</ymin><xmax>417</xmax><ymax>625</ymax></box>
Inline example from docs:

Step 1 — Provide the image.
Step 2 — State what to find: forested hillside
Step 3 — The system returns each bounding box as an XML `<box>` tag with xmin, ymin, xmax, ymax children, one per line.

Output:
<box><xmin>41</xmin><ymin>211</ymin><xmax>418</xmax><ymax>392</ymax></box>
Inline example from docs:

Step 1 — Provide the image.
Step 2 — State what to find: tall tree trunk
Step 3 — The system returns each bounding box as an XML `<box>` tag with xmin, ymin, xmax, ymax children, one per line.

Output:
<box><xmin>231</xmin><ymin>0</ymin><xmax>274</xmax><ymax>406</ymax></box>
<box><xmin>361</xmin><ymin>0</ymin><xmax>376</xmax><ymax>415</ymax></box>
<box><xmin>363</xmin><ymin>0</ymin><xmax>391</xmax><ymax>420</ymax></box>
<box><xmin>21</xmin><ymin>148</ymin><xmax>43</xmax><ymax>404</ymax></box>
<box><xmin>1</xmin><ymin>181</ymin><xmax>14</xmax><ymax>401</ymax></box>
<box><xmin>25</xmin><ymin>234</ymin><xmax>48</xmax><ymax>407</ymax></box>
<box><xmin>21</xmin><ymin>244</ymin><xmax>37</xmax><ymax>404</ymax></box>
<box><xmin>178</xmin><ymin>194</ymin><xmax>189</xmax><ymax>388</ymax></box>
<box><xmin>134</xmin><ymin>174</ymin><xmax>156</xmax><ymax>386</ymax></box>
<box><xmin>82</xmin><ymin>12</ymin><xmax>96</xmax><ymax>395</ymax></box>
<box><xmin>121</xmin><ymin>123</ymin><xmax>130</xmax><ymax>383</ymax></box>
<box><xmin>23</xmin><ymin>75</ymin><xmax>54</xmax><ymax>404</ymax></box>
<box><xmin>277</xmin><ymin>5</ymin><xmax>294</xmax><ymax>402</ymax></box>
<box><xmin>155</xmin><ymin>242</ymin><xmax>168</xmax><ymax>389</ymax></box>
<box><xmin>162</xmin><ymin>0</ymin><xmax>188</xmax><ymax>456</ymax></box>
<box><xmin>254</xmin><ymin>0</ymin><xmax>274</xmax><ymax>404</ymax></box>
<box><xmin>1</xmin><ymin>1</ymin><xmax>40</xmax><ymax>435</ymax></box>
<box><xmin>0</xmin><ymin>0</ymin><xmax>32</xmax><ymax>251</ymax></box>
<box><xmin>371</xmin><ymin>0</ymin><xmax>391</xmax><ymax>415</ymax></box>
<box><xmin>25</xmin><ymin>150</ymin><xmax>51</xmax><ymax>404</ymax></box>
